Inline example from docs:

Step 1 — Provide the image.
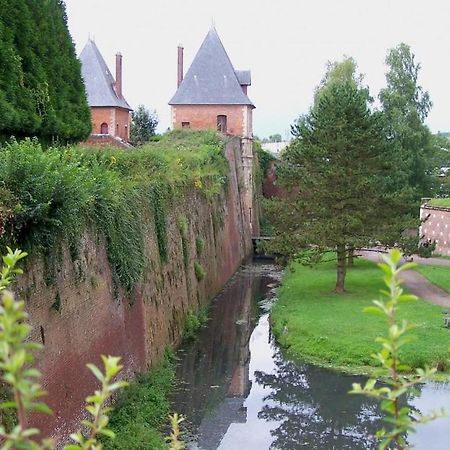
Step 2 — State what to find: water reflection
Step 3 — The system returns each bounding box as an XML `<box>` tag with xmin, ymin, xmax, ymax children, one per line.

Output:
<box><xmin>255</xmin><ymin>349</ymin><xmax>382</xmax><ymax>449</ymax></box>
<box><xmin>170</xmin><ymin>264</ymin><xmax>450</xmax><ymax>450</ymax></box>
<box><xmin>170</xmin><ymin>266</ymin><xmax>275</xmax><ymax>448</ymax></box>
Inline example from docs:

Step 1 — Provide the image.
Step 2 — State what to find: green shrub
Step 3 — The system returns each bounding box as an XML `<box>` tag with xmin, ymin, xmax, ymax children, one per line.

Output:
<box><xmin>195</xmin><ymin>237</ymin><xmax>205</xmax><ymax>255</ymax></box>
<box><xmin>0</xmin><ymin>132</ymin><xmax>227</xmax><ymax>292</ymax></box>
<box><xmin>194</xmin><ymin>261</ymin><xmax>206</xmax><ymax>281</ymax></box>
<box><xmin>183</xmin><ymin>307</ymin><xmax>209</xmax><ymax>341</ymax></box>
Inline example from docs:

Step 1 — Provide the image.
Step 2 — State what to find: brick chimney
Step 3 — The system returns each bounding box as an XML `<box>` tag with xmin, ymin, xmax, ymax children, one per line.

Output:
<box><xmin>177</xmin><ymin>45</ymin><xmax>184</xmax><ymax>88</ymax></box>
<box><xmin>115</xmin><ymin>52</ymin><xmax>123</xmax><ymax>98</ymax></box>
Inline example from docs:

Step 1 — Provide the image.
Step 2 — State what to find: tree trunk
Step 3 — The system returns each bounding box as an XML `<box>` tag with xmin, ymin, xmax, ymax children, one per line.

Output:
<box><xmin>347</xmin><ymin>245</ymin><xmax>355</xmax><ymax>267</ymax></box>
<box><xmin>336</xmin><ymin>244</ymin><xmax>347</xmax><ymax>293</ymax></box>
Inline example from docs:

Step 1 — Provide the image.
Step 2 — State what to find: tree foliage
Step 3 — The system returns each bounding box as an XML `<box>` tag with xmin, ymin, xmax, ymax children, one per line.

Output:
<box><xmin>267</xmin><ymin>61</ymin><xmax>405</xmax><ymax>292</ymax></box>
<box><xmin>130</xmin><ymin>105</ymin><xmax>158</xmax><ymax>146</ymax></box>
<box><xmin>379</xmin><ymin>43</ymin><xmax>433</xmax><ymax>199</ymax></box>
<box><xmin>0</xmin><ymin>0</ymin><xmax>91</xmax><ymax>143</ymax></box>
<box><xmin>261</xmin><ymin>134</ymin><xmax>282</xmax><ymax>143</ymax></box>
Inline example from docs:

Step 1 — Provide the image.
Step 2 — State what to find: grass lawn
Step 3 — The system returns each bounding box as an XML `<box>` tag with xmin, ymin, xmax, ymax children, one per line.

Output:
<box><xmin>272</xmin><ymin>258</ymin><xmax>450</xmax><ymax>375</ymax></box>
<box><xmin>415</xmin><ymin>265</ymin><xmax>450</xmax><ymax>293</ymax></box>
<box><xmin>428</xmin><ymin>198</ymin><xmax>450</xmax><ymax>208</ymax></box>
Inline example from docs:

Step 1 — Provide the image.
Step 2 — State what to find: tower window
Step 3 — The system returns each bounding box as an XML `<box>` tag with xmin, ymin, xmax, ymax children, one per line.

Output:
<box><xmin>100</xmin><ymin>122</ymin><xmax>109</xmax><ymax>134</ymax></box>
<box><xmin>217</xmin><ymin>115</ymin><xmax>227</xmax><ymax>133</ymax></box>
<box><xmin>182</xmin><ymin>122</ymin><xmax>190</xmax><ymax>128</ymax></box>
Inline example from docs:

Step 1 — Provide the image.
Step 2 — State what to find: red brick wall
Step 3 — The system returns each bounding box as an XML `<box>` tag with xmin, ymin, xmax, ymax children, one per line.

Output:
<box><xmin>91</xmin><ymin>107</ymin><xmax>130</xmax><ymax>141</ymax></box>
<box><xmin>18</xmin><ymin>139</ymin><xmax>252</xmax><ymax>442</ymax></box>
<box><xmin>420</xmin><ymin>205</ymin><xmax>450</xmax><ymax>255</ymax></box>
<box><xmin>263</xmin><ymin>160</ymin><xmax>287</xmax><ymax>199</ymax></box>
<box><xmin>84</xmin><ymin>135</ymin><xmax>130</xmax><ymax>148</ymax></box>
<box><xmin>91</xmin><ymin>107</ymin><xmax>113</xmax><ymax>135</ymax></box>
<box><xmin>172</xmin><ymin>105</ymin><xmax>246</xmax><ymax>137</ymax></box>
<box><xmin>115</xmin><ymin>108</ymin><xmax>131</xmax><ymax>141</ymax></box>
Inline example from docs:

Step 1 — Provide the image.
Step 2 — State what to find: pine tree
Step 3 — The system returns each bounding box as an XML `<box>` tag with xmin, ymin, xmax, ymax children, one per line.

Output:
<box><xmin>267</xmin><ymin>78</ymin><xmax>395</xmax><ymax>292</ymax></box>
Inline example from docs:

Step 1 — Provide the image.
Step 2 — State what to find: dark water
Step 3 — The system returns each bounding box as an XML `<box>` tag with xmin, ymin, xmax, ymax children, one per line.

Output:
<box><xmin>170</xmin><ymin>264</ymin><xmax>450</xmax><ymax>449</ymax></box>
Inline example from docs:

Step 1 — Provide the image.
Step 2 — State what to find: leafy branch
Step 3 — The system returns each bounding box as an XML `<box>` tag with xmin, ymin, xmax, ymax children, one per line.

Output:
<box><xmin>350</xmin><ymin>249</ymin><xmax>445</xmax><ymax>450</ymax></box>
<box><xmin>65</xmin><ymin>357</ymin><xmax>128</xmax><ymax>450</ymax></box>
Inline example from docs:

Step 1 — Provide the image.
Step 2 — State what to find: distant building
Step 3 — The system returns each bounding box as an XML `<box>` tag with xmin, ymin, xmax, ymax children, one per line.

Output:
<box><xmin>80</xmin><ymin>39</ymin><xmax>132</xmax><ymax>146</ymax></box>
<box><xmin>169</xmin><ymin>27</ymin><xmax>255</xmax><ymax>138</ymax></box>
<box><xmin>261</xmin><ymin>141</ymin><xmax>290</xmax><ymax>158</ymax></box>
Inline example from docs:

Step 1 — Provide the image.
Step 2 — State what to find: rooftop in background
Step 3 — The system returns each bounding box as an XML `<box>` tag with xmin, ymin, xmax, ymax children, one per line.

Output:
<box><xmin>80</xmin><ymin>39</ymin><xmax>131</xmax><ymax>110</ymax></box>
<box><xmin>169</xmin><ymin>27</ymin><xmax>254</xmax><ymax>107</ymax></box>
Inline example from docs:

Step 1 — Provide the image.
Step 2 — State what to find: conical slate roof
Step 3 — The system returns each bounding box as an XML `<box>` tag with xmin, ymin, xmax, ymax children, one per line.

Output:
<box><xmin>169</xmin><ymin>28</ymin><xmax>254</xmax><ymax>107</ymax></box>
<box><xmin>80</xmin><ymin>39</ymin><xmax>131</xmax><ymax>110</ymax></box>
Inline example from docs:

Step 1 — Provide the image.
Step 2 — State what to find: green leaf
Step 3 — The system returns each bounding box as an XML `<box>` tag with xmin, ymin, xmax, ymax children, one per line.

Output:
<box><xmin>0</xmin><ymin>401</ymin><xmax>17</xmax><ymax>409</ymax></box>
<box><xmin>98</xmin><ymin>428</ymin><xmax>116</xmax><ymax>439</ymax></box>
<box><xmin>363</xmin><ymin>306</ymin><xmax>383</xmax><ymax>315</ymax></box>
<box><xmin>29</xmin><ymin>402</ymin><xmax>53</xmax><ymax>415</ymax></box>
<box><xmin>86</xmin><ymin>363</ymin><xmax>104</xmax><ymax>382</ymax></box>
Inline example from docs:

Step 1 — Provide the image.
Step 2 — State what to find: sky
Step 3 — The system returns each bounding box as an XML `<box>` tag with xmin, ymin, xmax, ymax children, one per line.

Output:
<box><xmin>64</xmin><ymin>0</ymin><xmax>450</xmax><ymax>138</ymax></box>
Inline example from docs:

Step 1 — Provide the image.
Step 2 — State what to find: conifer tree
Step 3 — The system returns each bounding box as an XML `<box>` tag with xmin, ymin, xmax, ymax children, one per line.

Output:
<box><xmin>267</xmin><ymin>64</ymin><xmax>399</xmax><ymax>292</ymax></box>
<box><xmin>0</xmin><ymin>0</ymin><xmax>91</xmax><ymax>143</ymax></box>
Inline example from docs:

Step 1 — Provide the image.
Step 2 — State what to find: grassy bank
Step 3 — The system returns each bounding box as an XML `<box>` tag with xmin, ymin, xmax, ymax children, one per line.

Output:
<box><xmin>416</xmin><ymin>265</ymin><xmax>450</xmax><ymax>292</ymax></box>
<box><xmin>0</xmin><ymin>130</ymin><xmax>227</xmax><ymax>292</ymax></box>
<box><xmin>104</xmin><ymin>353</ymin><xmax>176</xmax><ymax>450</ymax></box>
<box><xmin>271</xmin><ymin>258</ymin><xmax>450</xmax><ymax>375</ymax></box>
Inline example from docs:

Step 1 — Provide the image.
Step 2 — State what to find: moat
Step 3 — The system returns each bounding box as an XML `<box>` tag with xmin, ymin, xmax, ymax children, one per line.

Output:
<box><xmin>170</xmin><ymin>263</ymin><xmax>450</xmax><ymax>449</ymax></box>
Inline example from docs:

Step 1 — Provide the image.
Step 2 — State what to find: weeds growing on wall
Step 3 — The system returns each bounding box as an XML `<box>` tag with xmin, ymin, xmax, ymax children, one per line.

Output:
<box><xmin>0</xmin><ymin>131</ymin><xmax>227</xmax><ymax>292</ymax></box>
<box><xmin>177</xmin><ymin>215</ymin><xmax>190</xmax><ymax>271</ymax></box>
<box><xmin>183</xmin><ymin>307</ymin><xmax>209</xmax><ymax>341</ymax></box>
<box><xmin>194</xmin><ymin>262</ymin><xmax>206</xmax><ymax>281</ymax></box>
<box><xmin>195</xmin><ymin>237</ymin><xmax>205</xmax><ymax>256</ymax></box>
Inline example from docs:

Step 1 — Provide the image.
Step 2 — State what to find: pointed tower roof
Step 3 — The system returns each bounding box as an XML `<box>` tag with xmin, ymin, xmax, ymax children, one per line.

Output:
<box><xmin>80</xmin><ymin>39</ymin><xmax>131</xmax><ymax>110</ymax></box>
<box><xmin>169</xmin><ymin>28</ymin><xmax>254</xmax><ymax>107</ymax></box>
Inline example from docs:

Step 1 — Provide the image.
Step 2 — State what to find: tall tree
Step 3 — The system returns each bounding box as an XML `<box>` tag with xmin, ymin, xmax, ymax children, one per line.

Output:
<box><xmin>379</xmin><ymin>43</ymin><xmax>433</xmax><ymax>199</ymax></box>
<box><xmin>267</xmin><ymin>63</ymin><xmax>396</xmax><ymax>292</ymax></box>
<box><xmin>0</xmin><ymin>0</ymin><xmax>91</xmax><ymax>143</ymax></box>
<box><xmin>130</xmin><ymin>105</ymin><xmax>158</xmax><ymax>146</ymax></box>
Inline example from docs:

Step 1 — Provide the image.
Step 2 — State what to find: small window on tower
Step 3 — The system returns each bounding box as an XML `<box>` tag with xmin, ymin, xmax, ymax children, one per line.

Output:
<box><xmin>217</xmin><ymin>115</ymin><xmax>227</xmax><ymax>133</ymax></box>
<box><xmin>182</xmin><ymin>122</ymin><xmax>190</xmax><ymax>128</ymax></box>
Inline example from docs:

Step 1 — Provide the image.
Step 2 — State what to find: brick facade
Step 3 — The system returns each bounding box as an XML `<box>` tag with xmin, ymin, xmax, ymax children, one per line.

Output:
<box><xmin>420</xmin><ymin>204</ymin><xmax>450</xmax><ymax>255</ymax></box>
<box><xmin>91</xmin><ymin>106</ymin><xmax>130</xmax><ymax>142</ymax></box>
<box><xmin>172</xmin><ymin>104</ymin><xmax>253</xmax><ymax>138</ymax></box>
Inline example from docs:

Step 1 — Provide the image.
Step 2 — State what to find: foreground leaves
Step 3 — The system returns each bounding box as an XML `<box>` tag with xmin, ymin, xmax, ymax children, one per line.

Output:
<box><xmin>350</xmin><ymin>249</ymin><xmax>445</xmax><ymax>449</ymax></box>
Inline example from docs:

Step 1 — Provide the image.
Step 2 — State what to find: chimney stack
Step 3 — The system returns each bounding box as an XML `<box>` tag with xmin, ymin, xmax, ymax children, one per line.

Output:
<box><xmin>115</xmin><ymin>52</ymin><xmax>123</xmax><ymax>98</ymax></box>
<box><xmin>177</xmin><ymin>45</ymin><xmax>184</xmax><ymax>88</ymax></box>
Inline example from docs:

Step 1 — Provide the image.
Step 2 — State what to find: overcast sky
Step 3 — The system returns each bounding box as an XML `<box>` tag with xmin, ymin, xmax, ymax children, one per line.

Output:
<box><xmin>65</xmin><ymin>0</ymin><xmax>450</xmax><ymax>138</ymax></box>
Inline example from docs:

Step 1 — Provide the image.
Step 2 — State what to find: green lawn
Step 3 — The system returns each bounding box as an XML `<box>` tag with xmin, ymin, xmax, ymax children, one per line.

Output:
<box><xmin>272</xmin><ymin>258</ymin><xmax>450</xmax><ymax>375</ymax></box>
<box><xmin>428</xmin><ymin>198</ymin><xmax>450</xmax><ymax>208</ymax></box>
<box><xmin>415</xmin><ymin>265</ymin><xmax>450</xmax><ymax>292</ymax></box>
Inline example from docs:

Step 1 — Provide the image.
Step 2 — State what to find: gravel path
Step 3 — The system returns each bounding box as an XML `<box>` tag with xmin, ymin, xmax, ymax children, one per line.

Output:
<box><xmin>359</xmin><ymin>250</ymin><xmax>450</xmax><ymax>308</ymax></box>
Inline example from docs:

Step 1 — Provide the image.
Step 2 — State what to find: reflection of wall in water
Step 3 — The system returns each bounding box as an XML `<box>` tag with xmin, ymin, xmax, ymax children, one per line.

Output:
<box><xmin>171</xmin><ymin>272</ymin><xmax>261</xmax><ymax>436</ymax></box>
<box><xmin>227</xmin><ymin>279</ymin><xmax>253</xmax><ymax>398</ymax></box>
